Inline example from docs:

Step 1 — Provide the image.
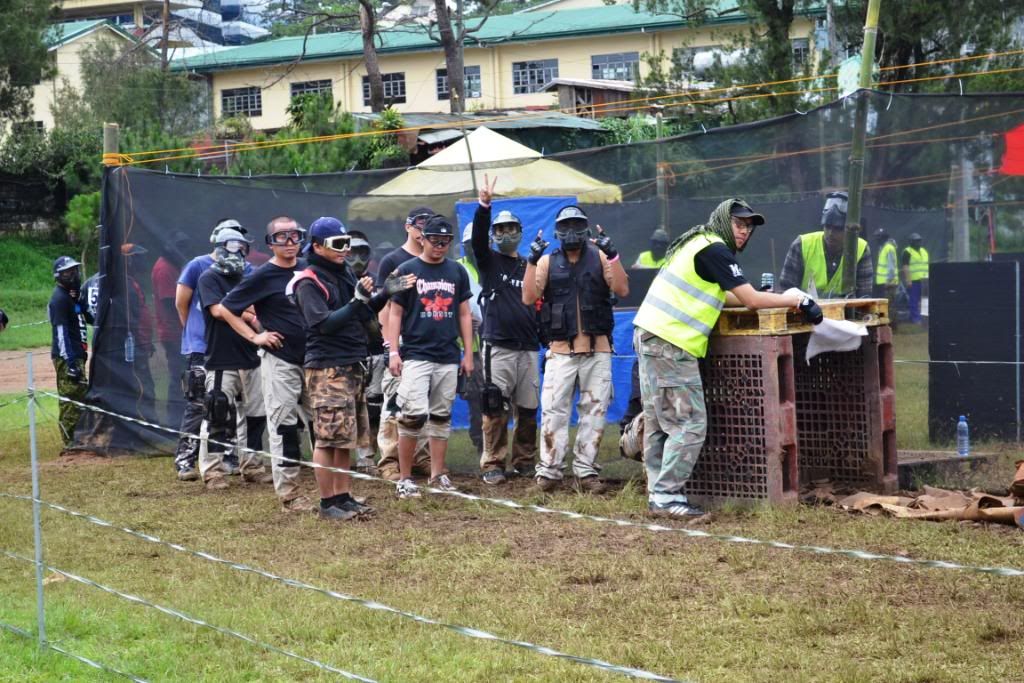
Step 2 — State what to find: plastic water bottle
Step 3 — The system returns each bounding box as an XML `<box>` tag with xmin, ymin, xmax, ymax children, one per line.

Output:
<box><xmin>956</xmin><ymin>415</ymin><xmax>969</xmax><ymax>457</ymax></box>
<box><xmin>124</xmin><ymin>331</ymin><xmax>135</xmax><ymax>364</ymax></box>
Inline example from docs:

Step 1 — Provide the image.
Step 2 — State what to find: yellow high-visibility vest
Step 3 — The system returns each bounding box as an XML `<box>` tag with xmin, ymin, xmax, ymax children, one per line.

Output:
<box><xmin>799</xmin><ymin>231</ymin><xmax>867</xmax><ymax>296</ymax></box>
<box><xmin>875</xmin><ymin>240</ymin><xmax>898</xmax><ymax>286</ymax></box>
<box><xmin>904</xmin><ymin>246</ymin><xmax>929</xmax><ymax>281</ymax></box>
<box><xmin>634</xmin><ymin>251</ymin><xmax>667</xmax><ymax>269</ymax></box>
<box><xmin>633</xmin><ymin>233</ymin><xmax>727</xmax><ymax>359</ymax></box>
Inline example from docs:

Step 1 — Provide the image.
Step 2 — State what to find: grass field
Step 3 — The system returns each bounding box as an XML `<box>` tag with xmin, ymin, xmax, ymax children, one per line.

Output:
<box><xmin>1</xmin><ymin>383</ymin><xmax>1023</xmax><ymax>682</ymax></box>
<box><xmin>0</xmin><ymin>236</ymin><xmax>79</xmax><ymax>352</ymax></box>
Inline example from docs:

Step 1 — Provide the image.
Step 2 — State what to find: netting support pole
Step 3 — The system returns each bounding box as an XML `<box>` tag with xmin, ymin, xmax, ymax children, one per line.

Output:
<box><xmin>655</xmin><ymin>108</ymin><xmax>668</xmax><ymax>234</ymax></box>
<box><xmin>842</xmin><ymin>0</ymin><xmax>881</xmax><ymax>295</ymax></box>
<box><xmin>27</xmin><ymin>352</ymin><xmax>46</xmax><ymax>647</ymax></box>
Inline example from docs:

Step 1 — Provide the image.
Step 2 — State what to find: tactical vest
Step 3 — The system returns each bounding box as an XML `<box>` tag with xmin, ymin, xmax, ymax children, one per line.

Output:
<box><xmin>799</xmin><ymin>231</ymin><xmax>867</xmax><ymax>296</ymax></box>
<box><xmin>540</xmin><ymin>244</ymin><xmax>614</xmax><ymax>344</ymax></box>
<box><xmin>633</xmin><ymin>233</ymin><xmax>727</xmax><ymax>359</ymax></box>
<box><xmin>875</xmin><ymin>240</ymin><xmax>898</xmax><ymax>286</ymax></box>
<box><xmin>904</xmin><ymin>246</ymin><xmax>929</xmax><ymax>281</ymax></box>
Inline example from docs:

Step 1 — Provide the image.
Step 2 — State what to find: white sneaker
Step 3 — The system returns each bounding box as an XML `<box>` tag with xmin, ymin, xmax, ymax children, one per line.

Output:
<box><xmin>429</xmin><ymin>474</ymin><xmax>458</xmax><ymax>492</ymax></box>
<box><xmin>397</xmin><ymin>478</ymin><xmax>421</xmax><ymax>499</ymax></box>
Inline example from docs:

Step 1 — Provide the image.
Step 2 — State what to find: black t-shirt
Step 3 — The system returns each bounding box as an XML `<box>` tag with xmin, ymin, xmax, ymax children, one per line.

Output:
<box><xmin>471</xmin><ymin>205</ymin><xmax>538</xmax><ymax>347</ymax></box>
<box><xmin>375</xmin><ymin>247</ymin><xmax>417</xmax><ymax>287</ymax></box>
<box><xmin>293</xmin><ymin>264</ymin><xmax>368</xmax><ymax>369</ymax></box>
<box><xmin>48</xmin><ymin>286</ymin><xmax>88</xmax><ymax>362</ymax></box>
<box><xmin>694</xmin><ymin>242</ymin><xmax>748</xmax><ymax>291</ymax></box>
<box><xmin>197</xmin><ymin>269</ymin><xmax>260</xmax><ymax>371</ymax></box>
<box><xmin>221</xmin><ymin>260</ymin><xmax>307</xmax><ymax>366</ymax></box>
<box><xmin>391</xmin><ymin>257</ymin><xmax>471</xmax><ymax>364</ymax></box>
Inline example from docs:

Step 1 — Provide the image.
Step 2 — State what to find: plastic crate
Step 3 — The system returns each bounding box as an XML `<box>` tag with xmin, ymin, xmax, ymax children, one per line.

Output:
<box><xmin>686</xmin><ymin>334</ymin><xmax>799</xmax><ymax>506</ymax></box>
<box><xmin>792</xmin><ymin>325</ymin><xmax>897</xmax><ymax>492</ymax></box>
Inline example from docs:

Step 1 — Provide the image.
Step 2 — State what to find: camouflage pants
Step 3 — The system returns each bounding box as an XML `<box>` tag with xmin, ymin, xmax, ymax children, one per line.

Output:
<box><xmin>54</xmin><ymin>358</ymin><xmax>88</xmax><ymax>449</ymax></box>
<box><xmin>634</xmin><ymin>327</ymin><xmax>706</xmax><ymax>506</ymax></box>
<box><xmin>174</xmin><ymin>353</ymin><xmax>206</xmax><ymax>471</ymax></box>
<box><xmin>304</xmin><ymin>364</ymin><xmax>370</xmax><ymax>450</ymax></box>
<box><xmin>537</xmin><ymin>351</ymin><xmax>612</xmax><ymax>481</ymax></box>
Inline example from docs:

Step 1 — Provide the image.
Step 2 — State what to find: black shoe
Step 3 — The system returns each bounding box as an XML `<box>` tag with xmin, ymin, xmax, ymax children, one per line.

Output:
<box><xmin>337</xmin><ymin>498</ymin><xmax>374</xmax><ymax>516</ymax></box>
<box><xmin>510</xmin><ymin>464</ymin><xmax>535</xmax><ymax>478</ymax></box>
<box><xmin>318</xmin><ymin>505</ymin><xmax>358</xmax><ymax>521</ymax></box>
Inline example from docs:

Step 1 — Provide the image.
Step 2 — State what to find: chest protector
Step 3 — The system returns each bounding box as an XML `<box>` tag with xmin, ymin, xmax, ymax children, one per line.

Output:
<box><xmin>541</xmin><ymin>244</ymin><xmax>613</xmax><ymax>342</ymax></box>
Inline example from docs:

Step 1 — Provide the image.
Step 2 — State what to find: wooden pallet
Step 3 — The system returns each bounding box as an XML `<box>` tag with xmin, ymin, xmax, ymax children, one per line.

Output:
<box><xmin>714</xmin><ymin>298</ymin><xmax>889</xmax><ymax>336</ymax></box>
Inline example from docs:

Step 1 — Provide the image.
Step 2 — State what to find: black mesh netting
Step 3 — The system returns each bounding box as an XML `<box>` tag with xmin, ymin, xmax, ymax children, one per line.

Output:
<box><xmin>79</xmin><ymin>90</ymin><xmax>1024</xmax><ymax>458</ymax></box>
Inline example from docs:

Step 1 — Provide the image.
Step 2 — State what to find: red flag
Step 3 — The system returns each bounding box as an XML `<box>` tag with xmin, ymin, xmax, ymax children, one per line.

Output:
<box><xmin>1000</xmin><ymin>123</ymin><xmax>1024</xmax><ymax>175</ymax></box>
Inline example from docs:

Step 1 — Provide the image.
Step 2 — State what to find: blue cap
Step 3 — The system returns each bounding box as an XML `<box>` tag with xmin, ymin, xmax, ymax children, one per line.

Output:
<box><xmin>309</xmin><ymin>216</ymin><xmax>346</xmax><ymax>244</ymax></box>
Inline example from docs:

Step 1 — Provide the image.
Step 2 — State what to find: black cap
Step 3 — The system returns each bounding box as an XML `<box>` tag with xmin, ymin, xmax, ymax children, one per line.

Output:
<box><xmin>422</xmin><ymin>214</ymin><xmax>454</xmax><ymax>237</ymax></box>
<box><xmin>407</xmin><ymin>206</ymin><xmax>435</xmax><ymax>223</ymax></box>
<box><xmin>730</xmin><ymin>202</ymin><xmax>765</xmax><ymax>226</ymax></box>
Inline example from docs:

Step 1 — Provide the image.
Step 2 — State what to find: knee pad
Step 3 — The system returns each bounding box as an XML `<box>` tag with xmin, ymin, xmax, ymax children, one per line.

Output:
<box><xmin>277</xmin><ymin>423</ymin><xmax>302</xmax><ymax>466</ymax></box>
<box><xmin>428</xmin><ymin>414</ymin><xmax>451</xmax><ymax>426</ymax></box>
<box><xmin>246</xmin><ymin>416</ymin><xmax>266</xmax><ymax>451</ymax></box>
<box><xmin>399</xmin><ymin>413</ymin><xmax>428</xmax><ymax>431</ymax></box>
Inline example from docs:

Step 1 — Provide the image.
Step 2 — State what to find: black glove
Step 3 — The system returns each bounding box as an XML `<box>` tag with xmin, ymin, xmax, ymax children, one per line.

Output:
<box><xmin>383</xmin><ymin>272</ymin><xmax>415</xmax><ymax>297</ymax></box>
<box><xmin>799</xmin><ymin>296</ymin><xmax>824</xmax><ymax>325</ymax></box>
<box><xmin>593</xmin><ymin>228</ymin><xmax>618</xmax><ymax>260</ymax></box>
<box><xmin>528</xmin><ymin>234</ymin><xmax>549</xmax><ymax>265</ymax></box>
<box><xmin>354</xmin><ymin>279</ymin><xmax>373</xmax><ymax>303</ymax></box>
<box><xmin>66</xmin><ymin>360</ymin><xmax>85</xmax><ymax>383</ymax></box>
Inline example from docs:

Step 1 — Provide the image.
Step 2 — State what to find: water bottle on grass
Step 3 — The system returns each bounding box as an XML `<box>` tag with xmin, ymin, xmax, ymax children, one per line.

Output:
<box><xmin>956</xmin><ymin>415</ymin><xmax>969</xmax><ymax>457</ymax></box>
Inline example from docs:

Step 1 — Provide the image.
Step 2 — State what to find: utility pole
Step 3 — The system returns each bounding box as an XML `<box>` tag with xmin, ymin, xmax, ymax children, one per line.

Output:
<box><xmin>160</xmin><ymin>0</ymin><xmax>170</xmax><ymax>71</ymax></box>
<box><xmin>841</xmin><ymin>0</ymin><xmax>881</xmax><ymax>296</ymax></box>
<box><xmin>654</xmin><ymin>107</ymin><xmax>668</xmax><ymax>234</ymax></box>
<box><xmin>950</xmin><ymin>157</ymin><xmax>971</xmax><ymax>261</ymax></box>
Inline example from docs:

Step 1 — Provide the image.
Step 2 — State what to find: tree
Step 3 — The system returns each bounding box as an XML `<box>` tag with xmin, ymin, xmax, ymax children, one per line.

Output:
<box><xmin>0</xmin><ymin>0</ymin><xmax>56</xmax><ymax>122</ymax></box>
<box><xmin>360</xmin><ymin>0</ymin><xmax>387</xmax><ymax>112</ymax></box>
<box><xmin>426</xmin><ymin>0</ymin><xmax>503</xmax><ymax>113</ymax></box>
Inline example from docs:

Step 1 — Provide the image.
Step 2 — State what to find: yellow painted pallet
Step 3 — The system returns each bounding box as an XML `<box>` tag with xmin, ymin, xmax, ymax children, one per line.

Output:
<box><xmin>714</xmin><ymin>298</ymin><xmax>889</xmax><ymax>337</ymax></box>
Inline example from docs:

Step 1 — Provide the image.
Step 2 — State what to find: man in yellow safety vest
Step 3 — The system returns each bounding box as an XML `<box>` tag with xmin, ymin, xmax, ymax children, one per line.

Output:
<box><xmin>901</xmin><ymin>232</ymin><xmax>929</xmax><ymax>324</ymax></box>
<box><xmin>632</xmin><ymin>228</ymin><xmax>670</xmax><ymax>269</ymax></box>
<box><xmin>778</xmin><ymin>191</ymin><xmax>874</xmax><ymax>298</ymax></box>
<box><xmin>633</xmin><ymin>199</ymin><xmax>822</xmax><ymax>518</ymax></box>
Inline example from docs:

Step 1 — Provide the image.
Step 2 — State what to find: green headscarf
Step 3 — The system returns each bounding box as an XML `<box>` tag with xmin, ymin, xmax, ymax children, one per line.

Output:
<box><xmin>667</xmin><ymin>198</ymin><xmax>754</xmax><ymax>259</ymax></box>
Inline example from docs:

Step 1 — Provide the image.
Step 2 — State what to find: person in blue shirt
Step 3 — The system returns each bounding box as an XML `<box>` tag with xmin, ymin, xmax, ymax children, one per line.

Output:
<box><xmin>49</xmin><ymin>256</ymin><xmax>91</xmax><ymax>449</ymax></box>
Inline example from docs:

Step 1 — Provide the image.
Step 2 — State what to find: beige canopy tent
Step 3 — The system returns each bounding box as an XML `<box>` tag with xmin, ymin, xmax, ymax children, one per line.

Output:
<box><xmin>346</xmin><ymin>126</ymin><xmax>621</xmax><ymax>221</ymax></box>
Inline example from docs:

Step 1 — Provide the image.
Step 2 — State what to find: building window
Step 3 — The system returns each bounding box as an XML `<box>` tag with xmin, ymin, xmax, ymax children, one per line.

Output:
<box><xmin>512</xmin><ymin>59</ymin><xmax>558</xmax><ymax>94</ymax></box>
<box><xmin>436</xmin><ymin>65</ymin><xmax>482</xmax><ymax>100</ymax></box>
<box><xmin>591</xmin><ymin>52</ymin><xmax>640</xmax><ymax>81</ymax></box>
<box><xmin>362</xmin><ymin>72</ymin><xmax>407</xmax><ymax>106</ymax></box>
<box><xmin>290</xmin><ymin>79</ymin><xmax>333</xmax><ymax>99</ymax></box>
<box><xmin>221</xmin><ymin>86</ymin><xmax>262</xmax><ymax>117</ymax></box>
<box><xmin>792</xmin><ymin>38</ymin><xmax>811</xmax><ymax>68</ymax></box>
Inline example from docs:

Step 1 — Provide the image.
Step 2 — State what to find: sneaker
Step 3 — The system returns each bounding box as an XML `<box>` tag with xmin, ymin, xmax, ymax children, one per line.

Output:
<box><xmin>534</xmin><ymin>476</ymin><xmax>560</xmax><ymax>493</ymax></box>
<box><xmin>337</xmin><ymin>498</ymin><xmax>375</xmax><ymax>516</ymax></box>
<box><xmin>318</xmin><ymin>505</ymin><xmax>358</xmax><ymax>521</ymax></box>
<box><xmin>509</xmin><ymin>463</ymin><xmax>535</xmax><ymax>478</ymax></box>
<box><xmin>481</xmin><ymin>470</ymin><xmax>507</xmax><ymax>486</ymax></box>
<box><xmin>204</xmin><ymin>474</ymin><xmax>229</xmax><ymax>491</ymax></box>
<box><xmin>282</xmin><ymin>495</ymin><xmax>316</xmax><ymax>513</ymax></box>
<box><xmin>243</xmin><ymin>470</ymin><xmax>274</xmax><ymax>484</ymax></box>
<box><xmin>574</xmin><ymin>476</ymin><xmax>608</xmax><ymax>494</ymax></box>
<box><xmin>648</xmin><ymin>501</ymin><xmax>706</xmax><ymax>518</ymax></box>
<box><xmin>397</xmin><ymin>478</ymin><xmax>421</xmax><ymax>499</ymax></box>
<box><xmin>429</xmin><ymin>474</ymin><xmax>459</xmax><ymax>492</ymax></box>
<box><xmin>177</xmin><ymin>466</ymin><xmax>199</xmax><ymax>482</ymax></box>
<box><xmin>354</xmin><ymin>457</ymin><xmax>379</xmax><ymax>476</ymax></box>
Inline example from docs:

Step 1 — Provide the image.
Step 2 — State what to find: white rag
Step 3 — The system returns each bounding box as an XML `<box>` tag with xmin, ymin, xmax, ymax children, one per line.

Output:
<box><xmin>783</xmin><ymin>288</ymin><xmax>868</xmax><ymax>363</ymax></box>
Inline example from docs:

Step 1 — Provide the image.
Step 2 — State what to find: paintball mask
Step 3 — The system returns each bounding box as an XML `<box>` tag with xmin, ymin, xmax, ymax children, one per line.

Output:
<box><xmin>554</xmin><ymin>205</ymin><xmax>590</xmax><ymax>251</ymax></box>
<box><xmin>211</xmin><ymin>228</ymin><xmax>250</xmax><ymax>277</ymax></box>
<box><xmin>345</xmin><ymin>236</ymin><xmax>372</xmax><ymax>275</ymax></box>
<box><xmin>53</xmin><ymin>256</ymin><xmax>82</xmax><ymax>291</ymax></box>
<box><xmin>821</xmin><ymin>191</ymin><xmax>848</xmax><ymax>227</ymax></box>
<box><xmin>491</xmin><ymin>210</ymin><xmax>523</xmax><ymax>255</ymax></box>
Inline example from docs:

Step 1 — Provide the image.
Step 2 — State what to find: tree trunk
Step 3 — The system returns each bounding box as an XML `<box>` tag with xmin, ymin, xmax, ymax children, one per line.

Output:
<box><xmin>434</xmin><ymin>0</ymin><xmax>464</xmax><ymax>113</ymax></box>
<box><xmin>359</xmin><ymin>0</ymin><xmax>385</xmax><ymax>112</ymax></box>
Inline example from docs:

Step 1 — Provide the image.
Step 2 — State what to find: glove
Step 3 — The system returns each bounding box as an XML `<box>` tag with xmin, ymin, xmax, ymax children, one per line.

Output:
<box><xmin>799</xmin><ymin>296</ymin><xmax>824</xmax><ymax>325</ymax></box>
<box><xmin>528</xmin><ymin>234</ymin><xmax>549</xmax><ymax>265</ymax></box>
<box><xmin>593</xmin><ymin>227</ymin><xmax>618</xmax><ymax>260</ymax></box>
<box><xmin>354</xmin><ymin>280</ymin><xmax>372</xmax><ymax>303</ymax></box>
<box><xmin>383</xmin><ymin>272</ymin><xmax>415</xmax><ymax>297</ymax></box>
<box><xmin>66</xmin><ymin>360</ymin><xmax>85</xmax><ymax>383</ymax></box>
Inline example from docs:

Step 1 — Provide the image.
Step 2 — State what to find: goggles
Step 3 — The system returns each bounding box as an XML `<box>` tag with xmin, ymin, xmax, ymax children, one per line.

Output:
<box><xmin>425</xmin><ymin>235</ymin><xmax>453</xmax><ymax>248</ymax></box>
<box><xmin>321</xmin><ymin>234</ymin><xmax>351</xmax><ymax>252</ymax></box>
<box><xmin>823</xmin><ymin>194</ymin><xmax>848</xmax><ymax>215</ymax></box>
<box><xmin>408</xmin><ymin>213</ymin><xmax>432</xmax><ymax>228</ymax></box>
<box><xmin>266</xmin><ymin>228</ymin><xmax>307</xmax><ymax>246</ymax></box>
<box><xmin>492</xmin><ymin>222</ymin><xmax>522</xmax><ymax>235</ymax></box>
<box><xmin>221</xmin><ymin>239</ymin><xmax>250</xmax><ymax>255</ymax></box>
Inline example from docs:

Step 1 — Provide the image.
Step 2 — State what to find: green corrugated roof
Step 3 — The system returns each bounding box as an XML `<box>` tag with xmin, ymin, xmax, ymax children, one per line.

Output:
<box><xmin>44</xmin><ymin>19</ymin><xmax>137</xmax><ymax>49</ymax></box>
<box><xmin>173</xmin><ymin>2</ymin><xmax>824</xmax><ymax>73</ymax></box>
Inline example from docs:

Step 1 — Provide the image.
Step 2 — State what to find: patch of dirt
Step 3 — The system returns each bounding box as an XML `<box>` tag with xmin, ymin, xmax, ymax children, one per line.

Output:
<box><xmin>0</xmin><ymin>347</ymin><xmax>56</xmax><ymax>393</ymax></box>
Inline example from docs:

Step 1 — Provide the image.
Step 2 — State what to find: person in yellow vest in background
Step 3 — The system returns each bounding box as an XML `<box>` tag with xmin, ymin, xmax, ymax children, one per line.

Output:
<box><xmin>458</xmin><ymin>223</ymin><xmax>484</xmax><ymax>456</ymax></box>
<box><xmin>872</xmin><ymin>224</ymin><xmax>899</xmax><ymax>296</ymax></box>
<box><xmin>632</xmin><ymin>228</ymin><xmax>670</xmax><ymax>269</ymax></box>
<box><xmin>778</xmin><ymin>191</ymin><xmax>874</xmax><ymax>298</ymax></box>
<box><xmin>901</xmin><ymin>232</ymin><xmax>929</xmax><ymax>324</ymax></box>
<box><xmin>633</xmin><ymin>199</ymin><xmax>822</xmax><ymax>518</ymax></box>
